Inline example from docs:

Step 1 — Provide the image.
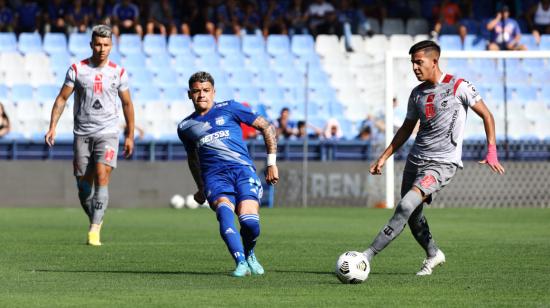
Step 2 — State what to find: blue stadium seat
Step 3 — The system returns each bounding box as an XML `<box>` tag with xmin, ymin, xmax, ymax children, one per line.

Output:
<box><xmin>539</xmin><ymin>34</ymin><xmax>550</xmax><ymax>50</ymax></box>
<box><xmin>235</xmin><ymin>86</ymin><xmax>260</xmax><ymax>104</ymax></box>
<box><xmin>221</xmin><ymin>53</ymin><xmax>246</xmax><ymax>71</ymax></box>
<box><xmin>406</xmin><ymin>18</ymin><xmax>429</xmax><ymax>35</ymax></box>
<box><xmin>464</xmin><ymin>34</ymin><xmax>486</xmax><ymax>51</ymax></box>
<box><xmin>308</xmin><ymin>86</ymin><xmax>337</xmax><ymax>103</ymax></box>
<box><xmin>506</xmin><ymin>69</ymin><xmax>530</xmax><ymax>87</ymax></box>
<box><xmin>109</xmin><ymin>50</ymin><xmax>122</xmax><ymax>64</ymax></box>
<box><xmin>35</xmin><ymin>85</ymin><xmax>59</xmax><ymax>103</ymax></box>
<box><xmin>168</xmin><ymin>34</ymin><xmax>192</xmax><ymax>56</ymax></box>
<box><xmin>306</xmin><ymin>67</ymin><xmax>329</xmax><ymax>88</ymax></box>
<box><xmin>146</xmin><ymin>53</ymin><xmax>172</xmax><ymax>73</ymax></box>
<box><xmin>134</xmin><ymin>86</ymin><xmax>161</xmax><ymax>103</ymax></box>
<box><xmin>520</xmin><ymin>34</ymin><xmax>539</xmax><ymax>50</ymax></box>
<box><xmin>68</xmin><ymin>33</ymin><xmax>89</xmax><ymax>55</ymax></box>
<box><xmin>49</xmin><ymin>51</ymin><xmax>72</xmax><ymax>76</ymax></box>
<box><xmin>261</xmin><ymin>86</ymin><xmax>285</xmax><ymax>103</ymax></box>
<box><xmin>271</xmin><ymin>55</ymin><xmax>295</xmax><ymax>73</ymax></box>
<box><xmin>218</xmin><ymin>35</ymin><xmax>241</xmax><ymax>56</ymax></box>
<box><xmin>508</xmin><ymin>86</ymin><xmax>538</xmax><ymax>103</ymax></box>
<box><xmin>247</xmin><ymin>53</ymin><xmax>271</xmax><ymax>72</ymax></box>
<box><xmin>439</xmin><ymin>35</ymin><xmax>462</xmax><ymax>50</ymax></box>
<box><xmin>0</xmin><ymin>32</ymin><xmax>17</xmax><ymax>52</ymax></box>
<box><xmin>382</xmin><ymin>18</ymin><xmax>405</xmax><ymax>35</ymax></box>
<box><xmin>0</xmin><ymin>85</ymin><xmax>9</xmax><ymax>100</ymax></box>
<box><xmin>154</xmin><ymin>69</ymin><xmax>180</xmax><ymax>87</ymax></box>
<box><xmin>163</xmin><ymin>86</ymin><xmax>186</xmax><ymax>101</ymax></box>
<box><xmin>242</xmin><ymin>35</ymin><xmax>265</xmax><ymax>56</ymax></box>
<box><xmin>119</xmin><ymin>34</ymin><xmax>143</xmax><ymax>55</ymax></box>
<box><xmin>267</xmin><ymin>34</ymin><xmax>290</xmax><ymax>56</ymax></box>
<box><xmin>10</xmin><ymin>84</ymin><xmax>34</xmax><ymax>101</ymax></box>
<box><xmin>130</xmin><ymin>70</ymin><xmax>155</xmax><ymax>89</ymax></box>
<box><xmin>18</xmin><ymin>32</ymin><xmax>42</xmax><ymax>54</ymax></box>
<box><xmin>278</xmin><ymin>69</ymin><xmax>305</xmax><ymax>88</ymax></box>
<box><xmin>143</xmin><ymin>34</ymin><xmax>167</xmax><ymax>56</ymax></box>
<box><xmin>541</xmin><ymin>87</ymin><xmax>550</xmax><ymax>100</ymax></box>
<box><xmin>255</xmin><ymin>69</ymin><xmax>278</xmax><ymax>87</ymax></box>
<box><xmin>228</xmin><ymin>69</ymin><xmax>254</xmax><ymax>87</ymax></box>
<box><xmin>192</xmin><ymin>34</ymin><xmax>217</xmax><ymax>55</ymax></box>
<box><xmin>530</xmin><ymin>69</ymin><xmax>550</xmax><ymax>86</ymax></box>
<box><xmin>215</xmin><ymin>85</ymin><xmax>235</xmax><ymax>101</ymax></box>
<box><xmin>291</xmin><ymin>34</ymin><xmax>315</xmax><ymax>57</ymax></box>
<box><xmin>195</xmin><ymin>52</ymin><xmax>221</xmax><ymax>68</ymax></box>
<box><xmin>121</xmin><ymin>53</ymin><xmax>147</xmax><ymax>74</ymax></box>
<box><xmin>43</xmin><ymin>33</ymin><xmax>68</xmax><ymax>55</ymax></box>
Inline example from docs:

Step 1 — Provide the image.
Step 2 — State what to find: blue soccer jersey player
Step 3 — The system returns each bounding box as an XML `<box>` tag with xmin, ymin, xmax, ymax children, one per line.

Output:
<box><xmin>177</xmin><ymin>71</ymin><xmax>279</xmax><ymax>277</ymax></box>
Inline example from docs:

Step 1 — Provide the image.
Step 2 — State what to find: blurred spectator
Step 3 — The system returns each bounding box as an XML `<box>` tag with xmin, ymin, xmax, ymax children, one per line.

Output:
<box><xmin>241</xmin><ymin>0</ymin><xmax>261</xmax><ymax>35</ymax></box>
<box><xmin>355</xmin><ymin>124</ymin><xmax>372</xmax><ymax>141</ymax></box>
<box><xmin>241</xmin><ymin>102</ymin><xmax>258</xmax><ymax>140</ymax></box>
<box><xmin>179</xmin><ymin>0</ymin><xmax>216</xmax><ymax>36</ymax></box>
<box><xmin>431</xmin><ymin>0</ymin><xmax>467</xmax><ymax>43</ymax></box>
<box><xmin>527</xmin><ymin>0</ymin><xmax>550</xmax><ymax>44</ymax></box>
<box><xmin>112</xmin><ymin>0</ymin><xmax>143</xmax><ymax>37</ymax></box>
<box><xmin>487</xmin><ymin>4</ymin><xmax>526</xmax><ymax>50</ymax></box>
<box><xmin>146</xmin><ymin>0</ymin><xmax>177</xmax><ymax>35</ymax></box>
<box><xmin>361</xmin><ymin>0</ymin><xmax>387</xmax><ymax>24</ymax></box>
<box><xmin>0</xmin><ymin>102</ymin><xmax>10</xmax><ymax>138</ymax></box>
<box><xmin>91</xmin><ymin>0</ymin><xmax>113</xmax><ymax>26</ymax></box>
<box><xmin>295</xmin><ymin>120</ymin><xmax>321</xmax><ymax>139</ymax></box>
<box><xmin>66</xmin><ymin>0</ymin><xmax>91</xmax><ymax>33</ymax></box>
<box><xmin>274</xmin><ymin>107</ymin><xmax>297</xmax><ymax>139</ymax></box>
<box><xmin>45</xmin><ymin>0</ymin><xmax>67</xmax><ymax>33</ymax></box>
<box><xmin>306</xmin><ymin>0</ymin><xmax>337</xmax><ymax>36</ymax></box>
<box><xmin>262</xmin><ymin>0</ymin><xmax>287</xmax><ymax>36</ymax></box>
<box><xmin>323</xmin><ymin>118</ymin><xmax>343</xmax><ymax>140</ymax></box>
<box><xmin>337</xmin><ymin>0</ymin><xmax>372</xmax><ymax>51</ymax></box>
<box><xmin>286</xmin><ymin>0</ymin><xmax>308</xmax><ymax>35</ymax></box>
<box><xmin>386</xmin><ymin>0</ymin><xmax>414</xmax><ymax>20</ymax></box>
<box><xmin>15</xmin><ymin>0</ymin><xmax>41</xmax><ymax>33</ymax></box>
<box><xmin>215</xmin><ymin>0</ymin><xmax>242</xmax><ymax>36</ymax></box>
<box><xmin>0</xmin><ymin>0</ymin><xmax>16</xmax><ymax>32</ymax></box>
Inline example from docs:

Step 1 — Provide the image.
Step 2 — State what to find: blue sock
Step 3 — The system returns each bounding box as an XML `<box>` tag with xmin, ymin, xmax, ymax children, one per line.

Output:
<box><xmin>216</xmin><ymin>203</ymin><xmax>245</xmax><ymax>264</ymax></box>
<box><xmin>239</xmin><ymin>214</ymin><xmax>260</xmax><ymax>258</ymax></box>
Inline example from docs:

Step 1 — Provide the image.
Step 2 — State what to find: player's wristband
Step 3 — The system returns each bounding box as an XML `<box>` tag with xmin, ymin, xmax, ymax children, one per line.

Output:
<box><xmin>267</xmin><ymin>153</ymin><xmax>277</xmax><ymax>166</ymax></box>
<box><xmin>486</xmin><ymin>144</ymin><xmax>499</xmax><ymax>165</ymax></box>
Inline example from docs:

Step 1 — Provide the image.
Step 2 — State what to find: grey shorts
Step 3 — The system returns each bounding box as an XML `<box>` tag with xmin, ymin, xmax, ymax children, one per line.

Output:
<box><xmin>401</xmin><ymin>156</ymin><xmax>458</xmax><ymax>203</ymax></box>
<box><xmin>73</xmin><ymin>134</ymin><xmax>119</xmax><ymax>176</ymax></box>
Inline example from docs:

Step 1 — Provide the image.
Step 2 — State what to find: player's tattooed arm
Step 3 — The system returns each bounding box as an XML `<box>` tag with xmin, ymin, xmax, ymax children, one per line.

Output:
<box><xmin>252</xmin><ymin>116</ymin><xmax>277</xmax><ymax>154</ymax></box>
<box><xmin>45</xmin><ymin>85</ymin><xmax>73</xmax><ymax>146</ymax></box>
<box><xmin>187</xmin><ymin>148</ymin><xmax>205</xmax><ymax>191</ymax></box>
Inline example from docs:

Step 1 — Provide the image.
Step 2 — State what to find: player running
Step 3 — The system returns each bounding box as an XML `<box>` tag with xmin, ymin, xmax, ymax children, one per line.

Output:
<box><xmin>177</xmin><ymin>72</ymin><xmax>279</xmax><ymax>277</ymax></box>
<box><xmin>364</xmin><ymin>40</ymin><xmax>505</xmax><ymax>275</ymax></box>
<box><xmin>45</xmin><ymin>25</ymin><xmax>135</xmax><ymax>246</ymax></box>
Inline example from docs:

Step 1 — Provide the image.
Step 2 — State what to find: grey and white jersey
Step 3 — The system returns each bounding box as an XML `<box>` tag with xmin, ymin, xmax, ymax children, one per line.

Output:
<box><xmin>64</xmin><ymin>58</ymin><xmax>129</xmax><ymax>136</ymax></box>
<box><xmin>406</xmin><ymin>73</ymin><xmax>482</xmax><ymax>167</ymax></box>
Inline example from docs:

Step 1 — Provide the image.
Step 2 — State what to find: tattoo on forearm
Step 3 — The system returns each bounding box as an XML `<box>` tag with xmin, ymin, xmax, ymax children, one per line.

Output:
<box><xmin>252</xmin><ymin>117</ymin><xmax>277</xmax><ymax>154</ymax></box>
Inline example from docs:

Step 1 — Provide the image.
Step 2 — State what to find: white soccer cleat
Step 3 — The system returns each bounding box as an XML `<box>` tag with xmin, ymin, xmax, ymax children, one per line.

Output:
<box><xmin>416</xmin><ymin>249</ymin><xmax>445</xmax><ymax>276</ymax></box>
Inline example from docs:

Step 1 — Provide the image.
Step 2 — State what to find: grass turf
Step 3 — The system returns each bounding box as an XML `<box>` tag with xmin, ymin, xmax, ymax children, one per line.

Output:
<box><xmin>0</xmin><ymin>207</ymin><xmax>548</xmax><ymax>307</ymax></box>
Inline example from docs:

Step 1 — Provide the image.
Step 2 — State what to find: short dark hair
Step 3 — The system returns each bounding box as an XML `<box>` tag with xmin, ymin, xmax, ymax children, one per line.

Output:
<box><xmin>409</xmin><ymin>40</ymin><xmax>441</xmax><ymax>57</ymax></box>
<box><xmin>188</xmin><ymin>71</ymin><xmax>215</xmax><ymax>89</ymax></box>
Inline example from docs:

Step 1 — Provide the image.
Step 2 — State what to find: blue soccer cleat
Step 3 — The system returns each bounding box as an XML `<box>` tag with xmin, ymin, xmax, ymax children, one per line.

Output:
<box><xmin>246</xmin><ymin>254</ymin><xmax>265</xmax><ymax>275</ymax></box>
<box><xmin>232</xmin><ymin>261</ymin><xmax>251</xmax><ymax>277</ymax></box>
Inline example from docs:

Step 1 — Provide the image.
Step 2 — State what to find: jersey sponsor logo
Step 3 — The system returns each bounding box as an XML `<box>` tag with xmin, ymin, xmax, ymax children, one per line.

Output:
<box><xmin>93</xmin><ymin>73</ymin><xmax>103</xmax><ymax>94</ymax></box>
<box><xmin>215</xmin><ymin>116</ymin><xmax>225</xmax><ymax>126</ymax></box>
<box><xmin>92</xmin><ymin>99</ymin><xmax>103</xmax><ymax>110</ymax></box>
<box><xmin>198</xmin><ymin>130</ymin><xmax>230</xmax><ymax>146</ymax></box>
<box><xmin>383</xmin><ymin>225</ymin><xmax>394</xmax><ymax>236</ymax></box>
<box><xmin>104</xmin><ymin>146</ymin><xmax>116</xmax><ymax>163</ymax></box>
<box><xmin>420</xmin><ymin>174</ymin><xmax>437</xmax><ymax>188</ymax></box>
<box><xmin>225</xmin><ymin>228</ymin><xmax>236</xmax><ymax>235</ymax></box>
<box><xmin>445</xmin><ymin>109</ymin><xmax>459</xmax><ymax>146</ymax></box>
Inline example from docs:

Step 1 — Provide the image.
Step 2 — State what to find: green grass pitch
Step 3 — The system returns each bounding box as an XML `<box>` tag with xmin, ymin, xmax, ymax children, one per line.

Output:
<box><xmin>0</xmin><ymin>207</ymin><xmax>548</xmax><ymax>307</ymax></box>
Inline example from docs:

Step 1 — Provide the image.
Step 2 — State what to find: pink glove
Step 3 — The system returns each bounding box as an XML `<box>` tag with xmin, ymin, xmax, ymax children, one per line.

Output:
<box><xmin>485</xmin><ymin>144</ymin><xmax>499</xmax><ymax>166</ymax></box>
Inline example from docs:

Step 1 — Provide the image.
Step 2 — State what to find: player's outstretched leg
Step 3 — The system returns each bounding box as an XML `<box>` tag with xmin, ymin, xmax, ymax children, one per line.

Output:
<box><xmin>88</xmin><ymin>185</ymin><xmax>109</xmax><ymax>246</ymax></box>
<box><xmin>363</xmin><ymin>190</ymin><xmax>423</xmax><ymax>261</ymax></box>
<box><xmin>239</xmin><ymin>214</ymin><xmax>264</xmax><ymax>275</ymax></box>
<box><xmin>76</xmin><ymin>178</ymin><xmax>94</xmax><ymax>223</ymax></box>
<box><xmin>216</xmin><ymin>202</ymin><xmax>249</xmax><ymax>277</ymax></box>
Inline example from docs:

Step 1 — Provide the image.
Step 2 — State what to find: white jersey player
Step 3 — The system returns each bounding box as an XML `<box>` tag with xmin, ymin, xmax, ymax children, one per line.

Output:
<box><xmin>45</xmin><ymin>25</ymin><xmax>135</xmax><ymax>246</ymax></box>
<box><xmin>363</xmin><ymin>40</ymin><xmax>505</xmax><ymax>275</ymax></box>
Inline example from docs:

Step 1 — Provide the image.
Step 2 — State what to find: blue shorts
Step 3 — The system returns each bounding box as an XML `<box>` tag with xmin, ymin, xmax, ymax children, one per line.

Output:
<box><xmin>203</xmin><ymin>165</ymin><xmax>263</xmax><ymax>206</ymax></box>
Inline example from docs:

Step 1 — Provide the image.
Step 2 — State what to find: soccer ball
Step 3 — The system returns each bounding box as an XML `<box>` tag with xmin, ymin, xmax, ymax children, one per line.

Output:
<box><xmin>335</xmin><ymin>251</ymin><xmax>370</xmax><ymax>284</ymax></box>
<box><xmin>169</xmin><ymin>194</ymin><xmax>185</xmax><ymax>209</ymax></box>
<box><xmin>185</xmin><ymin>194</ymin><xmax>199</xmax><ymax>209</ymax></box>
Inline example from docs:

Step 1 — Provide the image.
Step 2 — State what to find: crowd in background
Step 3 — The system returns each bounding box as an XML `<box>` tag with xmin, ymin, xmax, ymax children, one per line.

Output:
<box><xmin>0</xmin><ymin>0</ymin><xmax>549</xmax><ymax>40</ymax></box>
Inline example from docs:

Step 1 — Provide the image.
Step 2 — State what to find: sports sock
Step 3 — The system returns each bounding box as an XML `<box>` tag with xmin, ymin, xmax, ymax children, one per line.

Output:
<box><xmin>216</xmin><ymin>203</ymin><xmax>246</xmax><ymax>264</ymax></box>
<box><xmin>366</xmin><ymin>190</ymin><xmax>423</xmax><ymax>258</ymax></box>
<box><xmin>239</xmin><ymin>214</ymin><xmax>260</xmax><ymax>257</ymax></box>
<box><xmin>77</xmin><ymin>179</ymin><xmax>94</xmax><ymax>222</ymax></box>
<box><xmin>91</xmin><ymin>186</ymin><xmax>109</xmax><ymax>225</ymax></box>
<box><xmin>408</xmin><ymin>204</ymin><xmax>439</xmax><ymax>257</ymax></box>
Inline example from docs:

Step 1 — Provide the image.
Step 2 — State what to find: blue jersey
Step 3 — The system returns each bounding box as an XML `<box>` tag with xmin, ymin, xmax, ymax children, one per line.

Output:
<box><xmin>177</xmin><ymin>100</ymin><xmax>259</xmax><ymax>176</ymax></box>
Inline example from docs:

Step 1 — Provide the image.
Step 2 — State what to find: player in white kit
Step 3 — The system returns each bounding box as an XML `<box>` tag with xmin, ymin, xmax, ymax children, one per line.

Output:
<box><xmin>364</xmin><ymin>40</ymin><xmax>505</xmax><ymax>275</ymax></box>
<box><xmin>45</xmin><ymin>25</ymin><xmax>135</xmax><ymax>246</ymax></box>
